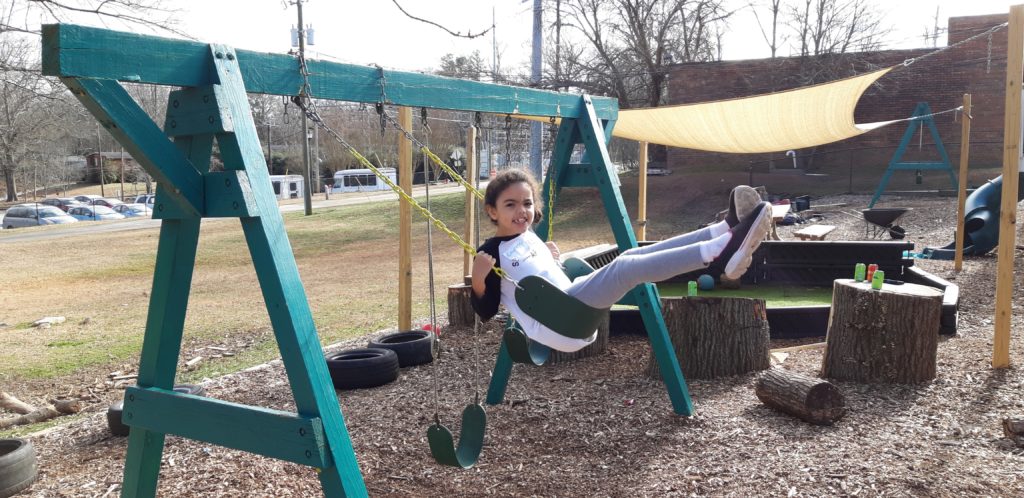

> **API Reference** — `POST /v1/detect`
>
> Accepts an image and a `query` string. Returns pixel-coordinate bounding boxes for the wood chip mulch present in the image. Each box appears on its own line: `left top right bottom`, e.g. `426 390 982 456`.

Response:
17 194 1024 497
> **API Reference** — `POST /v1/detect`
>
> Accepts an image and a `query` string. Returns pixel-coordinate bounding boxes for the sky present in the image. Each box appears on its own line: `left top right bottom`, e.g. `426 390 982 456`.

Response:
173 0 1022 73
25 0 1024 73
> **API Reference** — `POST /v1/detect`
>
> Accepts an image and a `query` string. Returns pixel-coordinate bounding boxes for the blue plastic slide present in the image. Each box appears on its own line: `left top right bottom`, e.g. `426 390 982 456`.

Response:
923 172 1024 259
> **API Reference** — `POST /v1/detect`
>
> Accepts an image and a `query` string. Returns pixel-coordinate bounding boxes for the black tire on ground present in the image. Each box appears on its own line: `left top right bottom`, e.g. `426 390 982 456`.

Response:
106 401 130 437
325 348 400 390
368 330 435 367
173 384 207 397
0 438 38 498
889 225 906 239
107 384 206 436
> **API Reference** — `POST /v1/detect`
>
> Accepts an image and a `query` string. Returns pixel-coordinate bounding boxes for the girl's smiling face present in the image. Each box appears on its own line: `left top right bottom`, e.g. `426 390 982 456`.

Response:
487 181 536 236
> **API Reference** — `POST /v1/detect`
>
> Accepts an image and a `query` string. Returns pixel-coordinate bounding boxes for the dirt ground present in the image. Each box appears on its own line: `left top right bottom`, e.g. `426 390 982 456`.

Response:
12 192 1024 497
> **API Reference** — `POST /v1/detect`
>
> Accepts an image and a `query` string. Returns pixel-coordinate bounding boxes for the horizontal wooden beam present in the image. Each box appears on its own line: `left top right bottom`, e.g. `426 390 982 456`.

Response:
123 387 328 468
42 23 618 119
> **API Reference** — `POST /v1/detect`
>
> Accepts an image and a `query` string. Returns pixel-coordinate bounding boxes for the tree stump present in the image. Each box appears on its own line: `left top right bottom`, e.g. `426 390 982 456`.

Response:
646 296 770 379
821 279 942 383
755 368 846 425
549 310 610 364
447 278 475 328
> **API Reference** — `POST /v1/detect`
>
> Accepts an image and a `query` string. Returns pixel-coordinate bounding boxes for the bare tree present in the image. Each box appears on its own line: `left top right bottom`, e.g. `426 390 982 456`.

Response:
1 0 180 37
750 0 785 58
0 36 68 201
547 0 731 109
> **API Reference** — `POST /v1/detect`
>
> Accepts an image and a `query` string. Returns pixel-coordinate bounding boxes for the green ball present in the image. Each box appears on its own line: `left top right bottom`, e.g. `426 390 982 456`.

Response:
697 274 715 291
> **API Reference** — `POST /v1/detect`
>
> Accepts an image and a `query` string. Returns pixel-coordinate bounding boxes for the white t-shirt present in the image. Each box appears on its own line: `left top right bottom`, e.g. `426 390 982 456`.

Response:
495 231 597 352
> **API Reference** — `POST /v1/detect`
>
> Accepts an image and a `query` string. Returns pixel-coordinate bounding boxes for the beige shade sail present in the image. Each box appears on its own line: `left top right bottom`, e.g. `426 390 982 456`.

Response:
523 67 895 154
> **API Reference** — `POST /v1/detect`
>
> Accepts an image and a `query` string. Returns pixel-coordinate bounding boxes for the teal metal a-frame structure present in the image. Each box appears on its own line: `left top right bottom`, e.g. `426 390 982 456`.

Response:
42 24 692 497
869 102 958 207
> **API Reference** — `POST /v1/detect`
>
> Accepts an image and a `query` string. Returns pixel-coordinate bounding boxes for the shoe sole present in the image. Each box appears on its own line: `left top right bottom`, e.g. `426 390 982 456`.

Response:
723 204 772 280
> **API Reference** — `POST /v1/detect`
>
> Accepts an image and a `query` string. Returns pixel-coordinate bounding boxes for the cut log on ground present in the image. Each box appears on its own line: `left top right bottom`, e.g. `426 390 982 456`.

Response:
0 397 82 429
755 368 846 425
821 279 942 383
447 282 476 328
0 392 36 415
549 310 610 364
646 296 770 379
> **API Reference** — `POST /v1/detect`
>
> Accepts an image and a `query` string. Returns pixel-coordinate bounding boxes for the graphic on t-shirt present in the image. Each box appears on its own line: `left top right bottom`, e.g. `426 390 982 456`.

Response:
502 237 537 268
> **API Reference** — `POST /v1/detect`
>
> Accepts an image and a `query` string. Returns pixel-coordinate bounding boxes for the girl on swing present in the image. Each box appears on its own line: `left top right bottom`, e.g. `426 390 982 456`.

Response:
471 168 772 353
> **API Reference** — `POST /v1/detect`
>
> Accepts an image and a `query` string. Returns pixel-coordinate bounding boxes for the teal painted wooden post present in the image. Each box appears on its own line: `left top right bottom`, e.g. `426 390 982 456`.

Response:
60 48 367 497
122 217 203 496
485 342 516 405
869 102 958 207
209 44 366 497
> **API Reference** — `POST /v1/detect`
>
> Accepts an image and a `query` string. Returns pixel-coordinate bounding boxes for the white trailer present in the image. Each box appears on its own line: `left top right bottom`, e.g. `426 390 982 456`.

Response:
269 174 304 200
332 168 396 193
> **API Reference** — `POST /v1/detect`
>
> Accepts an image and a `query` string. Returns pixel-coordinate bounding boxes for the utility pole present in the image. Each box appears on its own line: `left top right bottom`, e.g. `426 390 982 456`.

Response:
120 147 125 200
314 125 321 195
266 121 273 172
96 125 105 197
529 0 543 179
293 0 313 215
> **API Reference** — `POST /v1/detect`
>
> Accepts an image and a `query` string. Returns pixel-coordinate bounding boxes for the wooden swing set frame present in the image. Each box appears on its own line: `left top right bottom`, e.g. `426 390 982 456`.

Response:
42 23 693 497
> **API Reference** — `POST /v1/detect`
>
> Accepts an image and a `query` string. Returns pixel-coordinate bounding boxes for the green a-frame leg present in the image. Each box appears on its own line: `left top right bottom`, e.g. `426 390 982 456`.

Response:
485 96 695 416
868 102 958 207
55 46 367 497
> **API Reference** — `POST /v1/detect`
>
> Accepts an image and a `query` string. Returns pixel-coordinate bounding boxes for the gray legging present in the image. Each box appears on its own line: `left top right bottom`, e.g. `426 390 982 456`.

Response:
564 224 717 309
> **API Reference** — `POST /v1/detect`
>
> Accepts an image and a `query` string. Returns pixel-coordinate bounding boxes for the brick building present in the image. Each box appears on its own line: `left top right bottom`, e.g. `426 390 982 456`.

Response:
664 13 1009 194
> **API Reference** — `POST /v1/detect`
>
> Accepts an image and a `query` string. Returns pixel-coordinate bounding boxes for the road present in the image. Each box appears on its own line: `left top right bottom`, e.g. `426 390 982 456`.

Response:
0 182 479 245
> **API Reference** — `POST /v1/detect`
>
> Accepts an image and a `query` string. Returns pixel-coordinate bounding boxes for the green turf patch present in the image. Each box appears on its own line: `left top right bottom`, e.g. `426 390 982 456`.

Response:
658 283 833 307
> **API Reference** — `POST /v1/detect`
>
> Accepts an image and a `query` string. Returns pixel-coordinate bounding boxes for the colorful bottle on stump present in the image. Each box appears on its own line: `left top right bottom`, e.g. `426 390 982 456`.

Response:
854 263 866 281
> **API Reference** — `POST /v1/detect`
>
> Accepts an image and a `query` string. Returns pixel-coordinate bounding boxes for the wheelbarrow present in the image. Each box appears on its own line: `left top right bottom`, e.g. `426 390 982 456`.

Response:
860 208 911 239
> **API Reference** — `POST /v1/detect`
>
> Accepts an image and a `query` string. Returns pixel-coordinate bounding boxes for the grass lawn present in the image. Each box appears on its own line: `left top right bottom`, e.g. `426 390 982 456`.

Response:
0 189 618 390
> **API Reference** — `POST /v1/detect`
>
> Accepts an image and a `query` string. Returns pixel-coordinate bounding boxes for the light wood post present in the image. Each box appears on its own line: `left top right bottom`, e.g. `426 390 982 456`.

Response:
463 125 478 277
954 94 972 272
993 5 1024 369
398 107 413 331
638 141 649 241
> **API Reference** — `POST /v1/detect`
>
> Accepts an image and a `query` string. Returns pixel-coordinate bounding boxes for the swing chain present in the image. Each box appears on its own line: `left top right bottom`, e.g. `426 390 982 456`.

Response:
293 96 516 284
504 114 513 170
378 108 484 201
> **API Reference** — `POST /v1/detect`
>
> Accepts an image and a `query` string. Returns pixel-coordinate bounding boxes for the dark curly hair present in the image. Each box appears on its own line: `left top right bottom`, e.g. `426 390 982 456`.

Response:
483 168 544 226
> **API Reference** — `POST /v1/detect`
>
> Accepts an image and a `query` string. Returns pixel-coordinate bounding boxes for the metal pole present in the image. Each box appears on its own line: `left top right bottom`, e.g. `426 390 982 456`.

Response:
297 0 313 216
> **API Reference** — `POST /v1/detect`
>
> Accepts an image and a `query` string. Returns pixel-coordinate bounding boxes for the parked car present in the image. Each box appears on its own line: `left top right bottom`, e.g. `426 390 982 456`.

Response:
113 203 152 218
2 204 79 229
39 197 86 212
93 198 125 208
73 194 104 204
67 205 126 221
133 194 157 206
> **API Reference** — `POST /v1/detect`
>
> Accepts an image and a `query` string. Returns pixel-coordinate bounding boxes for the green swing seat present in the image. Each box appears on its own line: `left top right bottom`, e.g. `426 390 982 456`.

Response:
502 257 607 365
427 258 605 468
